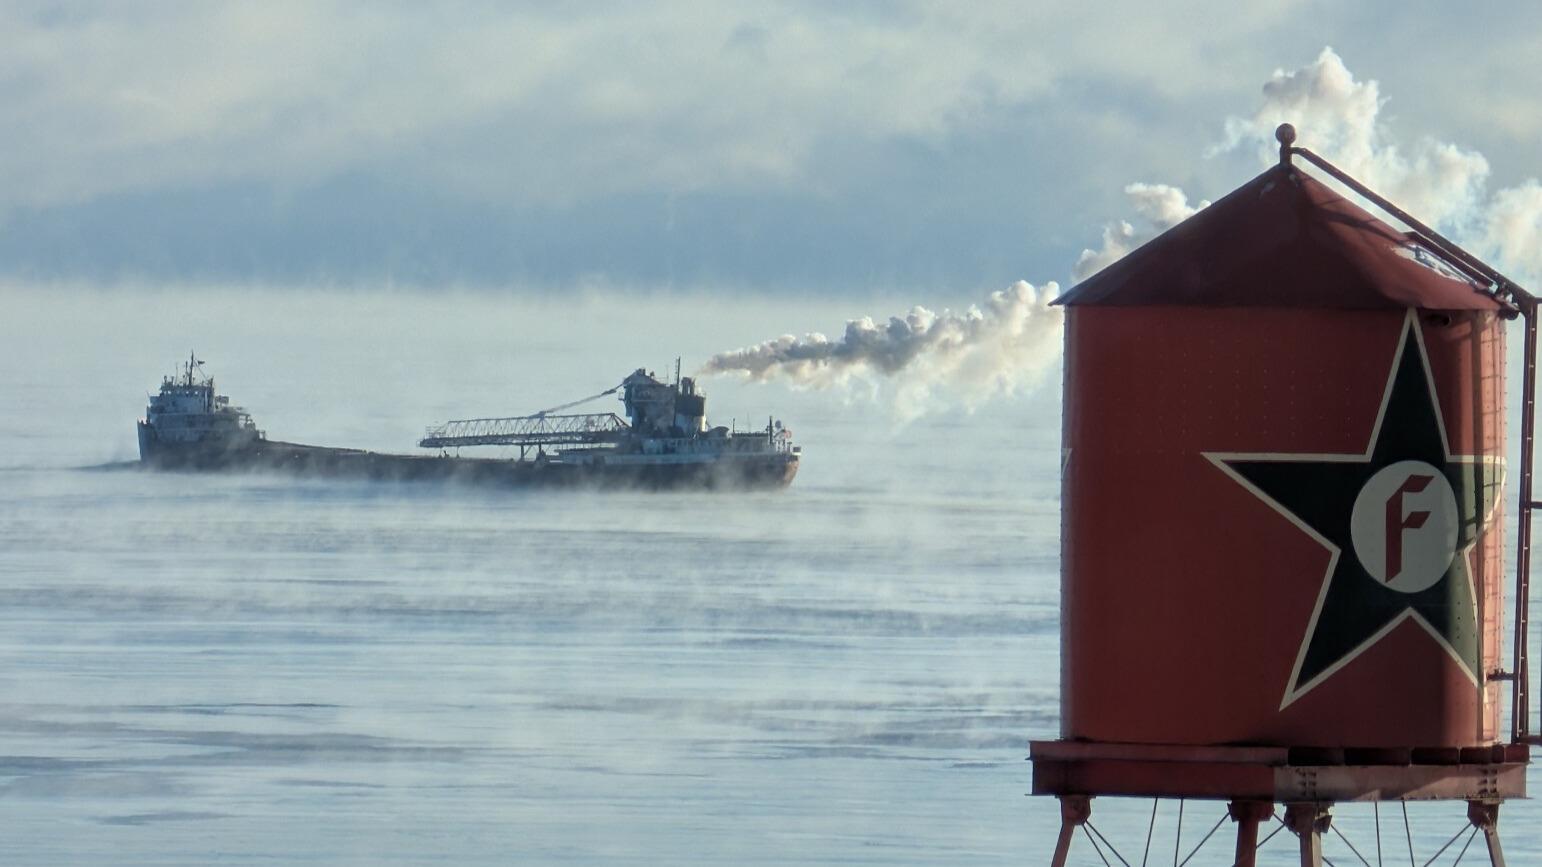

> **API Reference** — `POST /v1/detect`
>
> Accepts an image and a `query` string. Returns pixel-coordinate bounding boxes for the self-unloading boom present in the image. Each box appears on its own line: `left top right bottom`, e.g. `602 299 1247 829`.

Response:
415 367 799 476
418 412 628 450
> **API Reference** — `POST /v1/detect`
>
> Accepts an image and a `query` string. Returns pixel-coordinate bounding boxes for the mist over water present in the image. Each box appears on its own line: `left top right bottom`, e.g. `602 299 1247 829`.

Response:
4 285 1539 865
1 284 1072 864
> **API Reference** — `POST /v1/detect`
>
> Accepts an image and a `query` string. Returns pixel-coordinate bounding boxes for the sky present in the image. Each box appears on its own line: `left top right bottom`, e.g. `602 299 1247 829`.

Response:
1 1 1539 294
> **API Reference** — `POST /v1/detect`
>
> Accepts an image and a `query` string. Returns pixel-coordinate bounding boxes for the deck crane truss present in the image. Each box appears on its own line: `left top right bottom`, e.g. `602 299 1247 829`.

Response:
418 412 628 450
416 369 795 475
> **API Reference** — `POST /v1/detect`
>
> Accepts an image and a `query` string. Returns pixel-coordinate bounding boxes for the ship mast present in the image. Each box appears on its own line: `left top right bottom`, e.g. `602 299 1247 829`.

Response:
182 350 204 386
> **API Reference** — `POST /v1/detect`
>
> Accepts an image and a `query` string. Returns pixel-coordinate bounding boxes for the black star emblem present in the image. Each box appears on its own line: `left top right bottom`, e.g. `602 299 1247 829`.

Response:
1207 313 1502 708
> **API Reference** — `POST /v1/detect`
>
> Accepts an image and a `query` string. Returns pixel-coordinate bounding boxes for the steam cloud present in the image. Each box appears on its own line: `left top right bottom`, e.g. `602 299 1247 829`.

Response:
1073 183 1209 282
1080 47 1542 286
701 280 1063 419
707 48 1541 417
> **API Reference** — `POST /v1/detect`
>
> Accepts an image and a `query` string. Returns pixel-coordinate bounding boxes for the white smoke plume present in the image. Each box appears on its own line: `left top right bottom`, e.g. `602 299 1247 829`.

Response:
1072 183 1209 281
1219 47 1492 243
706 48 1542 418
1224 47 1541 286
1486 182 1542 277
1080 47 1542 287
700 280 1063 419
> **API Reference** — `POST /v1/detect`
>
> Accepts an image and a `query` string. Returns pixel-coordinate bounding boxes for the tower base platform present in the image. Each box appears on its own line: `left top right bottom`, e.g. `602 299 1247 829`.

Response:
1031 739 1528 801
1031 740 1529 866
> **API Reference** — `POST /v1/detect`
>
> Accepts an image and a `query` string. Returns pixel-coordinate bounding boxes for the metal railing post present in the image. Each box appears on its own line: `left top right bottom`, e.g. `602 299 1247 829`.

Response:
1514 300 1537 742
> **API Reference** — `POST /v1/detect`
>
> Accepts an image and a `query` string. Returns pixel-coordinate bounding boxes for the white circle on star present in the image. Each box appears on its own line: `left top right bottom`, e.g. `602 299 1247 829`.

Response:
1349 460 1458 593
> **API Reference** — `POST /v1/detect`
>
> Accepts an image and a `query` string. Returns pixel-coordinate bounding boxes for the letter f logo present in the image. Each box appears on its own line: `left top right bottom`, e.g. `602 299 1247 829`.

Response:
1385 474 1433 582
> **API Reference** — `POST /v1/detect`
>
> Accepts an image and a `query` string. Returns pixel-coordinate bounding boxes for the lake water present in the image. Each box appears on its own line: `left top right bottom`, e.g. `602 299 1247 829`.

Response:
0 286 1537 864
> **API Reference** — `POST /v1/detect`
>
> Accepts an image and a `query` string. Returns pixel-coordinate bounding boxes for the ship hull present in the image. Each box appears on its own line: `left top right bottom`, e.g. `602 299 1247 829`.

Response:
137 422 797 491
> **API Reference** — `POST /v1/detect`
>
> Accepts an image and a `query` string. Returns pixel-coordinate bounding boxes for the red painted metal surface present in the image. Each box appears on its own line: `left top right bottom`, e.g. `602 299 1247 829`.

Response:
1054 163 1504 311
1029 740 1528 802
1061 306 1506 747
1037 128 1531 867
1057 165 1510 750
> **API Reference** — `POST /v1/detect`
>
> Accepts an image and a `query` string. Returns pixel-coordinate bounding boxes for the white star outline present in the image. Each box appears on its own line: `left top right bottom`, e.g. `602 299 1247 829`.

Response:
1203 310 1505 710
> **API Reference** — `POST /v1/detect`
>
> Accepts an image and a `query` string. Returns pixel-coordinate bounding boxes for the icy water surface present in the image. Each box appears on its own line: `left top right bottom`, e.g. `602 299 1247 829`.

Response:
0 461 1061 864
2 287 1539 864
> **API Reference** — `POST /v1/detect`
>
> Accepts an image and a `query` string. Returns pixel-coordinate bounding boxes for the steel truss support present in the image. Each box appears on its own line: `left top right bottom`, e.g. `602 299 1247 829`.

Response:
1049 795 1090 867
1283 803 1332 867
1228 800 1273 867
1468 800 1508 867
1041 798 1513 866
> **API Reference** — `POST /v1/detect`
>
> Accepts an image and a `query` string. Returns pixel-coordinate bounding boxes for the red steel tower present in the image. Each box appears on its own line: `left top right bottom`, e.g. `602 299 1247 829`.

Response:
1031 125 1536 866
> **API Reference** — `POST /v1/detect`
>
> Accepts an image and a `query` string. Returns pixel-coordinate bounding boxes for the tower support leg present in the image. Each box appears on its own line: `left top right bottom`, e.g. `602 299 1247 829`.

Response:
1228 800 1273 867
1284 802 1332 867
1050 795 1091 867
1467 800 1507 867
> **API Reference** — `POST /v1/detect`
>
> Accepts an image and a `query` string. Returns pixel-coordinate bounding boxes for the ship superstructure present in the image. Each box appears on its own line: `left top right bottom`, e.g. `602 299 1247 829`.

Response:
418 367 800 481
137 352 264 464
136 356 798 490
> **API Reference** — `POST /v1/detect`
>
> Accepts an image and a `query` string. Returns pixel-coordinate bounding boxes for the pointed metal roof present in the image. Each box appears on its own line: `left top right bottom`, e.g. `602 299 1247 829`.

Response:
1054 162 1501 310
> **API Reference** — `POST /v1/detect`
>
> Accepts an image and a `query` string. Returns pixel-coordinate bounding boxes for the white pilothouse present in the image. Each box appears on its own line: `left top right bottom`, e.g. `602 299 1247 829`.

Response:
137 352 264 462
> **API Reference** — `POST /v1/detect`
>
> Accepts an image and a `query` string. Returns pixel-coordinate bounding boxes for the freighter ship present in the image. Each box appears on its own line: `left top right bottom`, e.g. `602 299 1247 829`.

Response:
137 353 800 490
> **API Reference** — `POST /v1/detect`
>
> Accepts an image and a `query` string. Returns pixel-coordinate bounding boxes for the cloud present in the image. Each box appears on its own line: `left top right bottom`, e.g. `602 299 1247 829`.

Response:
698 44 1542 418
0 3 1061 213
1076 47 1542 288
1220 47 1539 285
3 6 1539 290
1482 181 1542 281
0 3 1440 218
1219 47 1491 234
